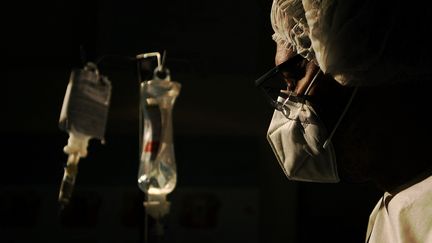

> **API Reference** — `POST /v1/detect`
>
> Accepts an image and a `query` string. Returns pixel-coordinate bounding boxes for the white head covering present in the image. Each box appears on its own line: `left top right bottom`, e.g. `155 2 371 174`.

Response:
271 0 315 61
271 0 432 86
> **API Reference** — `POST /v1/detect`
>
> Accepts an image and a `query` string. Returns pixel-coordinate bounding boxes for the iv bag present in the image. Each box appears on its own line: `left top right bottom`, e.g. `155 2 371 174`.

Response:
137 53 181 201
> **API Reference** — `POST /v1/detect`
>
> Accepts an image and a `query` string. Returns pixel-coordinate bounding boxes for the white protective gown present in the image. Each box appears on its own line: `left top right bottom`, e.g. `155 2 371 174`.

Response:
366 175 432 243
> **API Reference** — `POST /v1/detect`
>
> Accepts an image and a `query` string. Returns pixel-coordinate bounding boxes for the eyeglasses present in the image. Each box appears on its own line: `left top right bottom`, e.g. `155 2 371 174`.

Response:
255 54 359 143
254 54 307 110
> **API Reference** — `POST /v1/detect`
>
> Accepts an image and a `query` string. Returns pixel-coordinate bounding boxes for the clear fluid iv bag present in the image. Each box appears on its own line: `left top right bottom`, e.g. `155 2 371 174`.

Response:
137 52 181 210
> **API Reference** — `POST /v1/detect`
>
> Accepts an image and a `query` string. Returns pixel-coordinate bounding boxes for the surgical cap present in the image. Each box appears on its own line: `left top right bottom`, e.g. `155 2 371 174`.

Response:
271 0 432 86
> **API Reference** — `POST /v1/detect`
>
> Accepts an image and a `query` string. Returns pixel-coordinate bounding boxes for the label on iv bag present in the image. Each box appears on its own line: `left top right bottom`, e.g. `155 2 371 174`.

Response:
59 66 112 140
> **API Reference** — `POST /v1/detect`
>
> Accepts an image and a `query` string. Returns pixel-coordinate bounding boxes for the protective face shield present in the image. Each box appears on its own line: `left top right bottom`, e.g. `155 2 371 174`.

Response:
266 0 432 184
256 61 357 183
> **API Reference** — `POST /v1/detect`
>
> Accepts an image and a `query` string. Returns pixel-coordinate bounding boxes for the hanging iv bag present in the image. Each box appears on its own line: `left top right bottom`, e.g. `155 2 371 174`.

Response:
137 53 181 212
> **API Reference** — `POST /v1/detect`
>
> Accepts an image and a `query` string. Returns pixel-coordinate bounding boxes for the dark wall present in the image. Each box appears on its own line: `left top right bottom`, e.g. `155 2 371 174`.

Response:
3 1 381 243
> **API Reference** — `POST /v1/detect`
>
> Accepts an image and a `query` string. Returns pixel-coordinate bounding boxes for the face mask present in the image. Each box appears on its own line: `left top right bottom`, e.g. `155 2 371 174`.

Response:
267 96 339 183
266 73 358 183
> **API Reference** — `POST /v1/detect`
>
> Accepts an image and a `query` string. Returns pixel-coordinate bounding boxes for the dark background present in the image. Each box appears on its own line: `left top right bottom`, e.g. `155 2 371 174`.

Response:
3 1 382 242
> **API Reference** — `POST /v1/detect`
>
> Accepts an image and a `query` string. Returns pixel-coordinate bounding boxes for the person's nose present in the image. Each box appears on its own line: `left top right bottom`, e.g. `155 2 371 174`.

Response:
275 44 320 95
294 61 320 95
